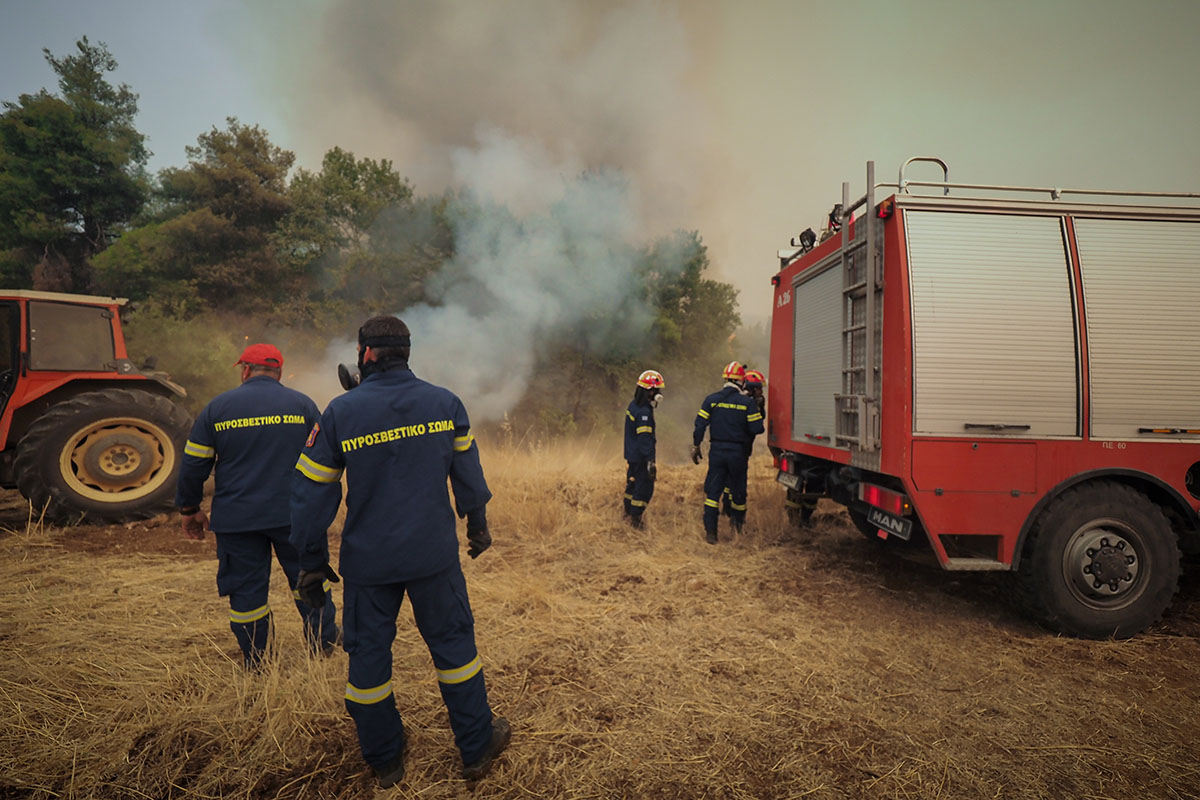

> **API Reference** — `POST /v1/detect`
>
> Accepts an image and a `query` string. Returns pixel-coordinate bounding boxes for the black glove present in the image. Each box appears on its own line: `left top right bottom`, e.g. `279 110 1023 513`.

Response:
690 445 703 465
296 563 339 608
466 507 491 559
647 461 657 481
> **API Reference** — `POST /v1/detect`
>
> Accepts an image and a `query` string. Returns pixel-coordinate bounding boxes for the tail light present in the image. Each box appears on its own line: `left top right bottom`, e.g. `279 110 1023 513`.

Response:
859 483 911 516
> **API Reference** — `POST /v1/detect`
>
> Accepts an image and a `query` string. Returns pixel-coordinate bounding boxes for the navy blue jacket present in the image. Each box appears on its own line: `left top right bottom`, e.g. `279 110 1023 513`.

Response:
624 400 656 463
176 376 320 533
693 384 764 450
289 367 492 585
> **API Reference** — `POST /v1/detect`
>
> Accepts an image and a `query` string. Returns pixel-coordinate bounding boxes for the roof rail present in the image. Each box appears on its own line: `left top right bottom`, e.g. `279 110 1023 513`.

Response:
891 156 1199 202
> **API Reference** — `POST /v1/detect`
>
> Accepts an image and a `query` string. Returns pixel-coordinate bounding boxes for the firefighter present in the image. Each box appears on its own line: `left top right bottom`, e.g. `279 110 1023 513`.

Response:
691 361 764 544
721 369 766 519
624 369 664 529
289 315 509 787
743 369 766 416
176 343 338 670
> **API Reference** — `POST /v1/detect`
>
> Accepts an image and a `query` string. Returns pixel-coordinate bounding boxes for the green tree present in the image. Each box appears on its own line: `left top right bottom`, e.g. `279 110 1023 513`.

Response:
0 37 148 290
274 146 437 322
94 118 296 315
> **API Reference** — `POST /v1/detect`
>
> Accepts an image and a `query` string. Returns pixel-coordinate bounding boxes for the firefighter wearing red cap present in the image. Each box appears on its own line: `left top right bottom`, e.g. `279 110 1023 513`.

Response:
624 370 664 529
691 361 764 544
175 343 338 669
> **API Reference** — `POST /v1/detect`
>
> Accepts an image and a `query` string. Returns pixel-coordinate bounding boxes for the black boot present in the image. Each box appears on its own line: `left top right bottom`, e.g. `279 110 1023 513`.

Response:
374 738 407 788
463 717 512 780
705 529 718 545
630 512 644 530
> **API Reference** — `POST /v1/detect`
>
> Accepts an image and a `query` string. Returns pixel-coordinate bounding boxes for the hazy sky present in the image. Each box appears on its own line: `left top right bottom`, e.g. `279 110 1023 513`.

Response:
2 0 1198 324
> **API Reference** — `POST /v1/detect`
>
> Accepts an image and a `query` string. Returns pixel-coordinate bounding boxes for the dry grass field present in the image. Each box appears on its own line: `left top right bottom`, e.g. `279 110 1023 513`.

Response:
2 442 1198 799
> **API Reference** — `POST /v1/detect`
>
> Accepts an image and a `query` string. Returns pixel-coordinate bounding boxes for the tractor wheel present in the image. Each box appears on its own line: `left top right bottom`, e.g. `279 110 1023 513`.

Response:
14 388 191 523
1014 481 1180 639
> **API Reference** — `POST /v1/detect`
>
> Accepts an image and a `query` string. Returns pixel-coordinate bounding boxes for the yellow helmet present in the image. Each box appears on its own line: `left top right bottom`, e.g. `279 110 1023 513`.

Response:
722 361 746 381
637 369 665 390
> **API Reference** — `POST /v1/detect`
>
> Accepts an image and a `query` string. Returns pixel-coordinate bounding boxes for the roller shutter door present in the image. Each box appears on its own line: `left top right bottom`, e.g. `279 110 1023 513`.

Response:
792 264 844 446
1075 218 1200 440
906 211 1078 437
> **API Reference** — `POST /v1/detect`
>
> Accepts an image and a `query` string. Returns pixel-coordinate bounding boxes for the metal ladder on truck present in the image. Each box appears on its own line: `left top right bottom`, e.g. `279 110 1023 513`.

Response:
833 157 948 467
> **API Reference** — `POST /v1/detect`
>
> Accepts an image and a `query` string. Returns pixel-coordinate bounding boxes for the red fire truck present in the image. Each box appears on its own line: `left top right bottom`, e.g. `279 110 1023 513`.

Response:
768 158 1200 639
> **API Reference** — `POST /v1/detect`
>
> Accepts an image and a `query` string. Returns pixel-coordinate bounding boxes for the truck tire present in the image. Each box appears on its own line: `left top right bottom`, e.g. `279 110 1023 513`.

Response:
848 506 880 540
13 388 191 523
1014 481 1180 639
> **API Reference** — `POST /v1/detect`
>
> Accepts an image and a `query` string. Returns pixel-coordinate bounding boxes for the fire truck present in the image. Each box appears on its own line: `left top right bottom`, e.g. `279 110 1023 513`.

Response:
768 158 1200 639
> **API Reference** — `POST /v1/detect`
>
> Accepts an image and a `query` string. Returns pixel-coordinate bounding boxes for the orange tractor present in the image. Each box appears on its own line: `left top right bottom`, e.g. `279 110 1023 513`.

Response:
0 290 191 522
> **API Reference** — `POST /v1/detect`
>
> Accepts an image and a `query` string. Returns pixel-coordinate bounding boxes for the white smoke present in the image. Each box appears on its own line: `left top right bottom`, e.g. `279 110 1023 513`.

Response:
269 0 712 419
305 125 673 421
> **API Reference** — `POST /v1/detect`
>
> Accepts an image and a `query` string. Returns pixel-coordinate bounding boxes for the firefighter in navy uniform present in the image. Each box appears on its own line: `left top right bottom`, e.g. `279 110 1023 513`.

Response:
691 361 764 544
176 343 337 669
721 369 766 519
290 315 509 788
623 370 664 529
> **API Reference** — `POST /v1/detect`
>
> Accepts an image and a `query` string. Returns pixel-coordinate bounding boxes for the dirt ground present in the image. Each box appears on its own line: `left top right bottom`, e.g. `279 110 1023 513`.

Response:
1 449 1198 799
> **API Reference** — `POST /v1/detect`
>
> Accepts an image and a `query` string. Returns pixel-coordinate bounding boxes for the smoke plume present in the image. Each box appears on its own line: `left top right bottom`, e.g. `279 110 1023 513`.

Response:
273 1 712 420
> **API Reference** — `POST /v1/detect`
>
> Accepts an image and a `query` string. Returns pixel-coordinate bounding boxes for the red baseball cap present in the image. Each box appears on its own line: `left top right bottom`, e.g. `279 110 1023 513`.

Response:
236 343 283 368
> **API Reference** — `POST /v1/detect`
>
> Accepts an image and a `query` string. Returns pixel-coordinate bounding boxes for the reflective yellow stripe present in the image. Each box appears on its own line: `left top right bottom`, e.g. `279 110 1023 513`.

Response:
296 453 342 483
626 410 635 421
229 604 270 624
623 493 633 500
630 499 647 507
453 433 475 453
731 502 746 511
635 426 652 434
184 440 215 459
436 655 482 685
704 499 719 508
291 580 332 601
697 409 710 419
747 413 763 422
345 681 393 704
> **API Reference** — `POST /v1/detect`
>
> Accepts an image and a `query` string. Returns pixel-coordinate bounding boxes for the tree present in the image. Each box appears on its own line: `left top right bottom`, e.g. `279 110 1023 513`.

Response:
0 37 147 290
94 119 296 315
274 147 434 321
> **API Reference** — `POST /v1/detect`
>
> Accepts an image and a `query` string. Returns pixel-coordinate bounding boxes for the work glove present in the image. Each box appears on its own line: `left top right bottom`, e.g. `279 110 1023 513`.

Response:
466 508 491 559
690 445 703 465
647 461 657 481
296 563 339 608
180 509 208 541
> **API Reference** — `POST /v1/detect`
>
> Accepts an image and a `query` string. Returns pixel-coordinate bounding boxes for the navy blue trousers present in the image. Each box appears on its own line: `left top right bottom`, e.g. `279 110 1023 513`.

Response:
703 445 748 533
624 460 654 517
342 560 493 769
215 526 338 668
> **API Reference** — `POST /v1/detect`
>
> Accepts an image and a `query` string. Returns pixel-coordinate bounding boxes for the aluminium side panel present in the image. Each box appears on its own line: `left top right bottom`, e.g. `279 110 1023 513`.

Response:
1074 218 1200 440
905 211 1078 437
792 262 845 447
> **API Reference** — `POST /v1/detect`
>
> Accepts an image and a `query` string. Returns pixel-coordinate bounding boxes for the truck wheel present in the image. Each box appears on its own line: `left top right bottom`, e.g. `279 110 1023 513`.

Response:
1014 481 1180 639
14 388 191 523
848 507 880 540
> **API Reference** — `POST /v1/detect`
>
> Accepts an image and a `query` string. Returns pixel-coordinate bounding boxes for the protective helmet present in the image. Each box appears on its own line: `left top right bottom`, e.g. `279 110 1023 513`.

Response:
722 361 746 382
744 369 765 387
637 369 665 390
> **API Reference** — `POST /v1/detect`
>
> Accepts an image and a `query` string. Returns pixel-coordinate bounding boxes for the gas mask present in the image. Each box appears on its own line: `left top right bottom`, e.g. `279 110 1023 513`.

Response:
337 362 361 391
335 330 412 391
